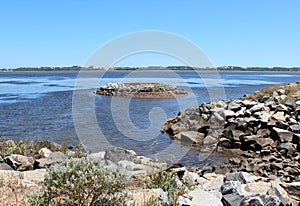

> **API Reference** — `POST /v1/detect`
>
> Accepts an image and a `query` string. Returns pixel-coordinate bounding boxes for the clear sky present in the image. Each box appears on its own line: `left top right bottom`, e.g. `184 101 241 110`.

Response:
0 1 299 68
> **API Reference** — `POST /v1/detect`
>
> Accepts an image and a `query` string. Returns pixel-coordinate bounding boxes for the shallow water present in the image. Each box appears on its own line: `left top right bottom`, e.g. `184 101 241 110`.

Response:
0 70 299 166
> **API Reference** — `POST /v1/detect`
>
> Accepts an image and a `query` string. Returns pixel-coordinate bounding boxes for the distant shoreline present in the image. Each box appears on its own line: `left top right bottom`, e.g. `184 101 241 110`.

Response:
1 66 300 72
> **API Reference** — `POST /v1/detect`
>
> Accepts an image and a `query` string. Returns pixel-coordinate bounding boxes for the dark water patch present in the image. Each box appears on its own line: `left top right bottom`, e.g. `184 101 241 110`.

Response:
0 80 43 85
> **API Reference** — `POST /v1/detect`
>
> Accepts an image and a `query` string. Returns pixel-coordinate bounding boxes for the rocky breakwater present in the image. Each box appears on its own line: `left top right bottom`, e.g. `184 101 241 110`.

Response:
94 82 188 98
162 82 300 203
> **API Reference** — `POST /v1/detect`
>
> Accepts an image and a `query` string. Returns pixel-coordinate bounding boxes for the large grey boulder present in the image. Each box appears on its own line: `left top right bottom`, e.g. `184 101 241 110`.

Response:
104 147 139 164
225 172 253 184
35 151 68 168
175 131 204 145
104 147 167 176
4 154 35 171
179 187 223 206
221 181 242 195
38 147 52 158
222 193 244 206
271 127 294 142
203 175 224 191
182 171 207 187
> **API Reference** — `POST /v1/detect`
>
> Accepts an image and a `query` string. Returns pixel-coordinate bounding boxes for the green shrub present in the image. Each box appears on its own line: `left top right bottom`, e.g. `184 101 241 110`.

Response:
148 170 186 205
27 158 128 206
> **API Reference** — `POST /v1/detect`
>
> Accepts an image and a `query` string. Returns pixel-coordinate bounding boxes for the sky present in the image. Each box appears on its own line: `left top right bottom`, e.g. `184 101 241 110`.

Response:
0 1 299 68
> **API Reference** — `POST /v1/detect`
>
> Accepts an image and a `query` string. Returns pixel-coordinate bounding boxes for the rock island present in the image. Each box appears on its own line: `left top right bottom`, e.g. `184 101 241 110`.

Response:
94 82 188 98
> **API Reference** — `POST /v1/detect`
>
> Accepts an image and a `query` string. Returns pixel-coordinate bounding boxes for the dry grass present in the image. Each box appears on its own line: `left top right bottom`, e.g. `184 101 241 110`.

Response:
0 173 41 206
246 82 300 102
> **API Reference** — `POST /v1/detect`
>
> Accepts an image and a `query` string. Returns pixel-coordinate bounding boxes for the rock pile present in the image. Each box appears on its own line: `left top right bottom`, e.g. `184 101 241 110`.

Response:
161 82 300 201
94 82 188 98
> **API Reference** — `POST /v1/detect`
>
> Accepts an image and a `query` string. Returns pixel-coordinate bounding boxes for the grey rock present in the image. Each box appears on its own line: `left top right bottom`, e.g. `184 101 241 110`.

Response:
241 100 258 108
278 142 295 150
203 175 224 191
87 151 106 160
268 181 291 206
0 162 13 170
213 112 225 122
249 103 265 113
257 138 274 148
289 124 300 133
152 188 169 203
188 187 223 206
280 181 300 197
208 189 223 200
226 172 253 184
4 154 35 171
235 107 246 117
271 127 294 142
277 89 285 95
228 101 241 111
182 171 207 187
35 152 68 168
272 111 286 121
175 131 204 145
223 110 236 118
104 147 139 164
38 147 52 158
284 99 296 109
222 193 244 206
254 111 271 123
221 181 242 195
240 194 283 206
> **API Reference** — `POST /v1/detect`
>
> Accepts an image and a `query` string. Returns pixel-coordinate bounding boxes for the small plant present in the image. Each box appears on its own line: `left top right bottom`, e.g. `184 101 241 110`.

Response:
148 170 186 205
27 157 129 205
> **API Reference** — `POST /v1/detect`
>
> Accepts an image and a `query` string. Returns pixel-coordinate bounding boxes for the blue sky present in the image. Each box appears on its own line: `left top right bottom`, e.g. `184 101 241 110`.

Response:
0 1 299 68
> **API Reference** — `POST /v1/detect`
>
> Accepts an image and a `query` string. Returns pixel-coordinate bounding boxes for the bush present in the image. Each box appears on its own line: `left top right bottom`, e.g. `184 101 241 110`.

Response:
27 158 128 205
148 170 186 205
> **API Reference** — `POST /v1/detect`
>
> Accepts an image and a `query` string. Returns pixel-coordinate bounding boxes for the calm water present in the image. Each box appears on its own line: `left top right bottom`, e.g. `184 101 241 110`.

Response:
0 70 299 166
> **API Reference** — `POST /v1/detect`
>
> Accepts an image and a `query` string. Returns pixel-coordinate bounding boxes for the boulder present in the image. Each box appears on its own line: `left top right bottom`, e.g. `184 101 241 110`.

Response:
272 111 286 121
271 127 294 142
249 103 265 113
268 180 292 206
35 152 68 168
226 172 253 184
175 131 204 145
228 101 241 111
104 147 139 164
221 181 242 195
87 151 106 160
223 110 236 118
182 171 207 187
185 187 223 206
240 194 283 206
38 147 52 158
203 175 224 191
4 154 35 171
222 193 244 206
289 124 300 133
241 181 271 196
284 99 296 109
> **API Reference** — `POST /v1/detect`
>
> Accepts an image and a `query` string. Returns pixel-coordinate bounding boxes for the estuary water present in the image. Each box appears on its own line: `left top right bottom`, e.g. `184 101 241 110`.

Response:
0 70 299 166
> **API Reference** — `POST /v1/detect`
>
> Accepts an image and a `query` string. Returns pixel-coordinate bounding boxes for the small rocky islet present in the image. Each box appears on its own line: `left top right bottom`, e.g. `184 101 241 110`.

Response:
1 82 300 205
94 82 188 98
